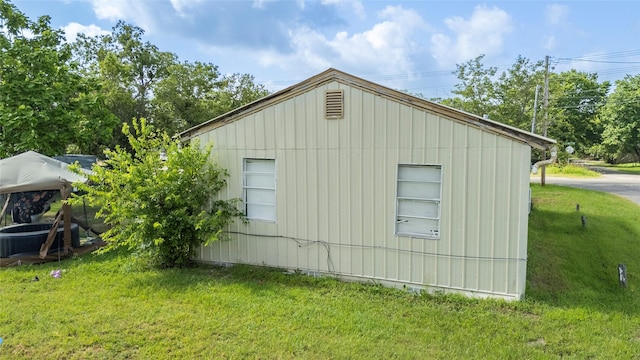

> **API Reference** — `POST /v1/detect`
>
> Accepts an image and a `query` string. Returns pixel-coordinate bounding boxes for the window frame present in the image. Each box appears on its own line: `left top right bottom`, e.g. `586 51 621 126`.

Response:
242 158 276 222
394 164 442 239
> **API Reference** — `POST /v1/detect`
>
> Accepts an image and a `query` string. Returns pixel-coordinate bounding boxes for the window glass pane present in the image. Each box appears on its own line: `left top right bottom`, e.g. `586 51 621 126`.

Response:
396 217 439 237
397 199 439 218
247 204 276 220
398 165 441 182
246 188 276 205
246 173 275 188
245 159 275 173
397 181 440 199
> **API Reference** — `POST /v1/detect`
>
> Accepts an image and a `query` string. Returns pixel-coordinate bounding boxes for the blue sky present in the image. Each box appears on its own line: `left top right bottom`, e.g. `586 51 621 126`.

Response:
13 0 640 97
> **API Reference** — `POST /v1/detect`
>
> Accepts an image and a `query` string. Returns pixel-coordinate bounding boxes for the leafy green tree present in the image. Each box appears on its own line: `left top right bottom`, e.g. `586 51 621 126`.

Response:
600 74 640 162
440 55 498 118
73 22 270 144
492 56 545 129
152 66 269 136
216 73 270 115
0 0 117 157
441 55 612 159
73 21 177 150
151 61 224 136
547 70 610 156
442 55 545 130
71 119 243 267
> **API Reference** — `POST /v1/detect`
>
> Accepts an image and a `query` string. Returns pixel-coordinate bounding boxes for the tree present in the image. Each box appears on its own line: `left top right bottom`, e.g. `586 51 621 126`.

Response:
215 73 270 115
73 21 177 150
442 55 545 130
547 70 610 156
152 66 269 136
492 56 544 129
73 22 270 145
441 55 612 158
71 119 244 267
600 74 640 162
0 0 118 157
151 61 224 136
440 55 498 118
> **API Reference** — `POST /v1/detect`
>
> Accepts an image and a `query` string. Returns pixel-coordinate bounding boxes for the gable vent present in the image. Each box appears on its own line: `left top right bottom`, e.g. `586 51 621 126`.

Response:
325 90 344 119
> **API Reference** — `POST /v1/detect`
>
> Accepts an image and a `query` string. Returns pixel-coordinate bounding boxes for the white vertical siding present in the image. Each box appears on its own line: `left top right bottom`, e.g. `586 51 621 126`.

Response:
194 80 532 300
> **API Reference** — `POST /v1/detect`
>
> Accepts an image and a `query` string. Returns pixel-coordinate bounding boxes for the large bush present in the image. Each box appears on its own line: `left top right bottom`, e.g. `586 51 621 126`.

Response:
71 119 242 267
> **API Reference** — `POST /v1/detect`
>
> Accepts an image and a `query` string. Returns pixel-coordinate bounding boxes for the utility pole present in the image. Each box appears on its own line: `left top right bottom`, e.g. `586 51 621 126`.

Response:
541 55 550 186
531 85 541 133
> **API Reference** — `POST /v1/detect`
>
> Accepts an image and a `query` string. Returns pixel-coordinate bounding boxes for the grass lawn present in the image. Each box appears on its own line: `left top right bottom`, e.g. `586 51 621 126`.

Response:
597 162 640 175
530 164 601 178
1 185 640 358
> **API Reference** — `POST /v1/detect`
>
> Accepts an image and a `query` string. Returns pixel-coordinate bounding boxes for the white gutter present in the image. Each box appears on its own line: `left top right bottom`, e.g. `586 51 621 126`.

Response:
531 146 558 174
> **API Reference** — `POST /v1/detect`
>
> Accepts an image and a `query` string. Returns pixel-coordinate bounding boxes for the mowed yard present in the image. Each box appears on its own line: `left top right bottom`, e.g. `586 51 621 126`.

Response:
1 184 639 359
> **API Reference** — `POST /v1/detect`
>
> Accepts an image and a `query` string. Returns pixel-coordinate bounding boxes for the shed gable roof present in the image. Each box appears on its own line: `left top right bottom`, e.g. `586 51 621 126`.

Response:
179 68 555 150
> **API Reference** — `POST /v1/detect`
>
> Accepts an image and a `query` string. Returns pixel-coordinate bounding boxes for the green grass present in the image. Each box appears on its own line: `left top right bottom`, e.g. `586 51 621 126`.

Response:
597 162 640 175
531 164 601 178
1 185 640 358
528 185 640 308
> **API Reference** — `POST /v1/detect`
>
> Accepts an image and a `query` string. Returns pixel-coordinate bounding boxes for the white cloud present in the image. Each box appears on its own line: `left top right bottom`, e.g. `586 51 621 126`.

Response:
546 4 569 25
170 0 204 16
262 5 429 78
430 5 513 67
61 22 110 43
90 0 128 20
200 5 430 89
88 0 157 33
304 6 428 73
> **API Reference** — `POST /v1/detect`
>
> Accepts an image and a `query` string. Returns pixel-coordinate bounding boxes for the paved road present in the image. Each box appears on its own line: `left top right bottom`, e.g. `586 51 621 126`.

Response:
530 170 640 205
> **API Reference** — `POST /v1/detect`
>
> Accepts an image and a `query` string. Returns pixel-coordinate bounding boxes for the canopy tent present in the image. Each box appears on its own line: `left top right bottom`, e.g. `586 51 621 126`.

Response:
0 151 90 194
0 151 92 258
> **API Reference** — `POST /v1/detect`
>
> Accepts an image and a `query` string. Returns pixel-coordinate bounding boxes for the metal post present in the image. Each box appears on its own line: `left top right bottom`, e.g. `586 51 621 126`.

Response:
618 264 627 288
531 84 541 133
541 55 550 186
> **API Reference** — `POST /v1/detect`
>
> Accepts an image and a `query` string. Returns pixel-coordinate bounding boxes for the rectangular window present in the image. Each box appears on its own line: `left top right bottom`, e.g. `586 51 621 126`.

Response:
243 158 276 221
395 164 442 238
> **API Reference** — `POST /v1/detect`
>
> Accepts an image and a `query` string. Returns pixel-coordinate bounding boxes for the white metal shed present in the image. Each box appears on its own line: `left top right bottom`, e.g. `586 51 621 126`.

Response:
181 69 555 300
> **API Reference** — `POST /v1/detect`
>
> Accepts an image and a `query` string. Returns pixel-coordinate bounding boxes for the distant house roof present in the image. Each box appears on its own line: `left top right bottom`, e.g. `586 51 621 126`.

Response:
54 154 97 170
180 68 555 150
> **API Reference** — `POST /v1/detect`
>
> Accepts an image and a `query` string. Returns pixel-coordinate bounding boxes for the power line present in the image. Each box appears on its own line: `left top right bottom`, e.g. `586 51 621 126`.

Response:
558 58 640 65
259 50 640 92
556 50 640 61
550 99 640 110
